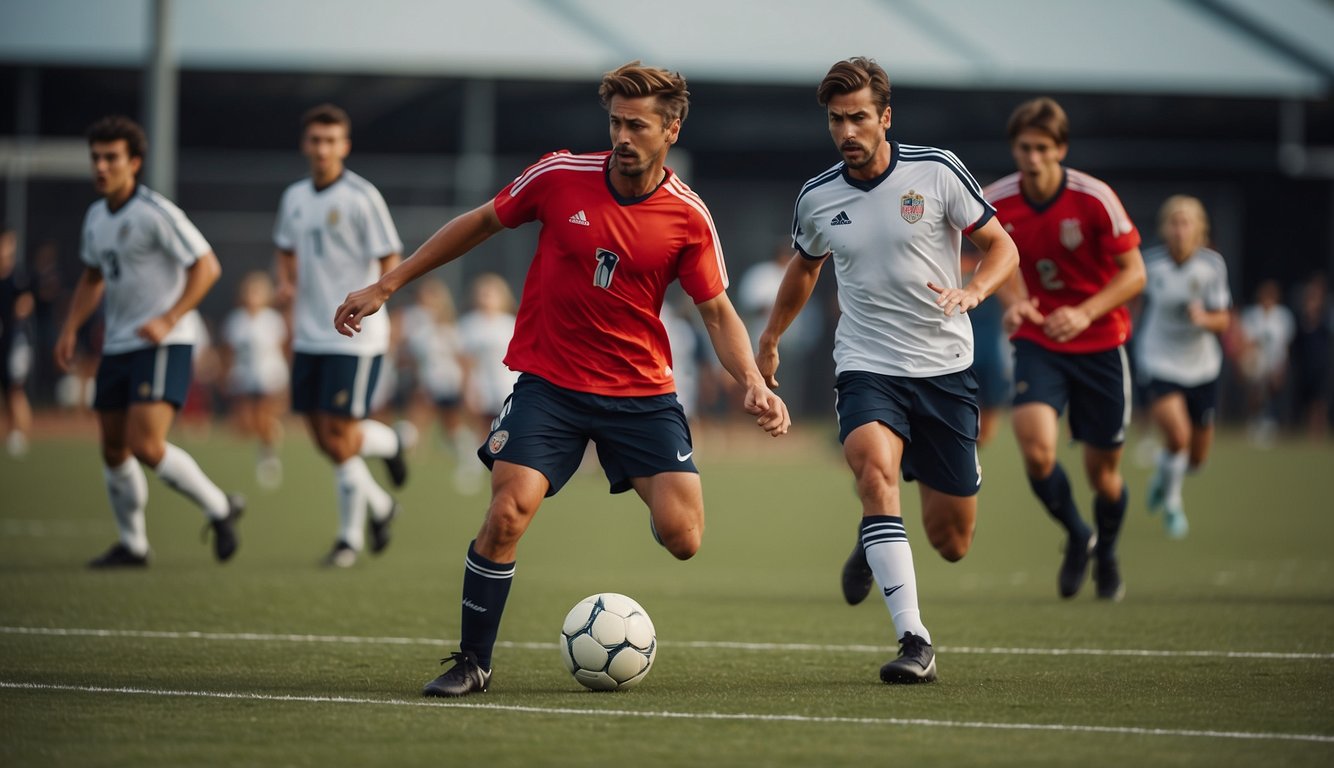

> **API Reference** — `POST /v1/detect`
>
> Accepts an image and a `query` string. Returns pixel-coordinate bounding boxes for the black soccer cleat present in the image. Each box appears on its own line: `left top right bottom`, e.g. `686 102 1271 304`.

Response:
422 651 491 697
384 432 409 489
880 632 937 684
1094 548 1126 602
88 543 148 569
1057 530 1097 598
841 539 874 605
368 501 398 555
205 494 245 563
322 540 357 568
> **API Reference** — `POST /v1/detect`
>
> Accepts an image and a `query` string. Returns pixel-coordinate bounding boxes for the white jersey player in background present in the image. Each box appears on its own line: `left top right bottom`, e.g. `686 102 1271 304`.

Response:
397 278 474 489
454 272 519 491
757 58 1017 684
222 270 289 489
275 104 407 567
55 115 243 567
1137 195 1232 540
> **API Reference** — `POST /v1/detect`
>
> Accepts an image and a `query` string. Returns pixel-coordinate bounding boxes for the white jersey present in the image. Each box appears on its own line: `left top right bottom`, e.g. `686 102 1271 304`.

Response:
274 170 402 355
792 142 994 377
1137 246 1231 386
79 186 211 355
400 304 465 400
223 307 289 395
1240 303 1296 379
458 310 519 416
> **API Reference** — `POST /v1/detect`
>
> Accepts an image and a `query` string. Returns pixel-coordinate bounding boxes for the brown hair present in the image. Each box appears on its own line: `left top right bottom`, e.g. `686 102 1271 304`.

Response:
302 103 351 137
1158 194 1210 243
817 57 891 113
1007 97 1069 145
86 115 148 160
598 61 690 125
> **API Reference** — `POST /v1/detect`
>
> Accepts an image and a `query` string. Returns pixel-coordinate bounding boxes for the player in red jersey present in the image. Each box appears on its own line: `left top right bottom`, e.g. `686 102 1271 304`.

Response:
985 97 1145 602
335 61 790 697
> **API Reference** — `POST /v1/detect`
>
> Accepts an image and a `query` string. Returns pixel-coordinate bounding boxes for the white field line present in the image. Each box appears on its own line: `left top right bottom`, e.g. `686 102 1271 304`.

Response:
1 680 1330 744
2 625 1332 661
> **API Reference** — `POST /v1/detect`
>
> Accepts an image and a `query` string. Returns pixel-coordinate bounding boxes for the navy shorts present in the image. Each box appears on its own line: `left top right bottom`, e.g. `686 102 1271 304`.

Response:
834 369 981 497
1145 377 1220 428
479 373 697 497
1012 339 1131 448
291 352 382 418
94 345 193 411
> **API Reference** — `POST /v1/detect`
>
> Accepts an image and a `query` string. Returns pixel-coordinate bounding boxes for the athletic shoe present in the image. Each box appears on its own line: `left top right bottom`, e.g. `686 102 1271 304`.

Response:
840 539 874 605
1145 463 1166 515
206 494 245 563
368 501 399 555
384 430 409 488
1058 530 1097 598
879 632 937 684
1093 549 1126 602
422 651 491 697
1163 502 1189 540
255 456 283 490
88 543 148 568
322 540 357 568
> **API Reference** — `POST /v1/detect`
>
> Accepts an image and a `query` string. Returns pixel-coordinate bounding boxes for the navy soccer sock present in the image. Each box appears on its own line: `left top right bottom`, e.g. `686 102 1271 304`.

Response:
458 540 515 671
1093 484 1129 557
1028 464 1091 540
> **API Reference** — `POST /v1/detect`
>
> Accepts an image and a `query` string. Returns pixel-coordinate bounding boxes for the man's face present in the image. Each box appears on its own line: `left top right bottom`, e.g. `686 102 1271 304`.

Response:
826 87 889 171
1010 129 1067 179
302 121 350 177
90 140 140 198
607 95 679 179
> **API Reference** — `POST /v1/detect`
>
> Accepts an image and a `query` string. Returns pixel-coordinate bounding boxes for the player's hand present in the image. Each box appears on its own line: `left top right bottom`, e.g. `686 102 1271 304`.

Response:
928 282 982 317
1042 305 1092 343
334 282 390 337
755 338 781 390
53 330 77 373
1002 297 1043 335
136 314 175 344
274 279 296 308
743 383 791 437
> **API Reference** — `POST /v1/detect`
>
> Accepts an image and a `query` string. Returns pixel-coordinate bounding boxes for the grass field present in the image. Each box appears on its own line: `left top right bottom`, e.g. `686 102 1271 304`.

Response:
1 416 1332 767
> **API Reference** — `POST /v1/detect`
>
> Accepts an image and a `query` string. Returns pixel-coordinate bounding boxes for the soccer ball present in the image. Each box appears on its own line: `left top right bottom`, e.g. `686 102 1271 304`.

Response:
558 593 656 691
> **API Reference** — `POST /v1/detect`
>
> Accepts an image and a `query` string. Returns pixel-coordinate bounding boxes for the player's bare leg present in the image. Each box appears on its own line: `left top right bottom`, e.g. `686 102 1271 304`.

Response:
918 486 976 563
1014 402 1095 598
310 412 395 563
632 472 703 560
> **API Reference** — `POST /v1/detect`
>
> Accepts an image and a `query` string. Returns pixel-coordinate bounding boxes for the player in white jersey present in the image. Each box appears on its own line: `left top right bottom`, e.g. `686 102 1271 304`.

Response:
454 273 520 490
275 104 408 567
54 115 243 567
222 271 289 489
1137 196 1232 539
757 58 1017 684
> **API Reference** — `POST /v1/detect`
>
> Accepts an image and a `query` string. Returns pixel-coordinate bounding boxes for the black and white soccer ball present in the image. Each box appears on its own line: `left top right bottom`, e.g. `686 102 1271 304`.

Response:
558 593 656 691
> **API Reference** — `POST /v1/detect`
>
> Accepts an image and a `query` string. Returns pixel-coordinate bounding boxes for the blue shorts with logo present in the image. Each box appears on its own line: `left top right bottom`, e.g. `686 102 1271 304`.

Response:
1145 376 1220 428
291 352 382 418
834 369 981 497
1012 339 1130 449
94 345 193 411
479 373 697 497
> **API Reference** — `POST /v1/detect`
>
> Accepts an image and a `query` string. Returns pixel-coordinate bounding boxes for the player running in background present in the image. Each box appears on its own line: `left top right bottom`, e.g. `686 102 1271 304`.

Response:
396 278 473 484
275 104 408 568
455 272 519 492
54 115 243 567
221 270 289 489
759 57 1018 684
1137 195 1231 540
1 225 34 457
335 61 790 698
986 97 1145 601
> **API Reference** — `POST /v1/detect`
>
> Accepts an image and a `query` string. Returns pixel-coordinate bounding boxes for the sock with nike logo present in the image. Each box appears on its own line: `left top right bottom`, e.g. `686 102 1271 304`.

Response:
861 515 930 643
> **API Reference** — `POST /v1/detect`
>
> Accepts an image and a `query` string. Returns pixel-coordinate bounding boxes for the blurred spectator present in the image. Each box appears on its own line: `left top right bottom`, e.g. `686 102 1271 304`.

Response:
1 226 34 456
1239 279 1295 446
660 293 702 421
1289 272 1332 439
221 271 289 489
456 272 519 491
737 241 822 413
397 278 475 486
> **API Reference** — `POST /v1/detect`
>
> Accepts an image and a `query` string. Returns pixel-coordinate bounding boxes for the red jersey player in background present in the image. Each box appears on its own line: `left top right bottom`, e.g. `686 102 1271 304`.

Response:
335 61 790 698
985 97 1145 602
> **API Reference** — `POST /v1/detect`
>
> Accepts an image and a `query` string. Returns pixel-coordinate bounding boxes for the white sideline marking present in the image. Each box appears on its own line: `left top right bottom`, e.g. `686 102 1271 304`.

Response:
2 680 1330 744
3 626 1332 661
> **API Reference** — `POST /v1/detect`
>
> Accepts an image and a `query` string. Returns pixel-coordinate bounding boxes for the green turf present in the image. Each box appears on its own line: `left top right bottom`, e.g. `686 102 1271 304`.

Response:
1 420 1332 767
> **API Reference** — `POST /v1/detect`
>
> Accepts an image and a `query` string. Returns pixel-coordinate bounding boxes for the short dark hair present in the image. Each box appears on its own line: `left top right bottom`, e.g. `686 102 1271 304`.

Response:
301 103 352 137
1007 97 1069 145
598 61 690 125
86 115 148 160
817 57 891 113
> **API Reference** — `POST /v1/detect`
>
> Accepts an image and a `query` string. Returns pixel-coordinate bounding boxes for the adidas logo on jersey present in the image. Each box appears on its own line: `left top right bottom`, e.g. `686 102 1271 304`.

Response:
830 210 852 226
568 210 590 226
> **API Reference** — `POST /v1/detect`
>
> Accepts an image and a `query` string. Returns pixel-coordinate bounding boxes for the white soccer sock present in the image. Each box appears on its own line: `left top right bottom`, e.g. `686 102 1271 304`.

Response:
451 425 478 461
153 443 228 520
861 516 931 644
1160 449 1189 508
359 420 399 459
103 457 149 556
335 458 369 551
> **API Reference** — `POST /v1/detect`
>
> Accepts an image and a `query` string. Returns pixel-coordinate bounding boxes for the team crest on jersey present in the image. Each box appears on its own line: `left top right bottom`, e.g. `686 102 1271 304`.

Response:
1060 218 1083 251
900 191 924 224
327 208 341 227
488 430 510 455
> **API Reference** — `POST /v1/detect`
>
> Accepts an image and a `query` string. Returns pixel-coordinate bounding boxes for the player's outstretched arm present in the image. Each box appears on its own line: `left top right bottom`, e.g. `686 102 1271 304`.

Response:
138 251 220 344
697 292 791 437
54 266 106 372
335 202 503 337
756 254 824 389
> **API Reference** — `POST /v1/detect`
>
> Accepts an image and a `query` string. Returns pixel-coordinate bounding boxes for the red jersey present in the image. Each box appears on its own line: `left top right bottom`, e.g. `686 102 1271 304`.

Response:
986 168 1141 353
492 151 728 396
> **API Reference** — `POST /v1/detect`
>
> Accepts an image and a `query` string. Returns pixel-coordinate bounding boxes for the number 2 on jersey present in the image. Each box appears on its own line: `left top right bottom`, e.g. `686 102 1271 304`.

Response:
1035 258 1065 291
